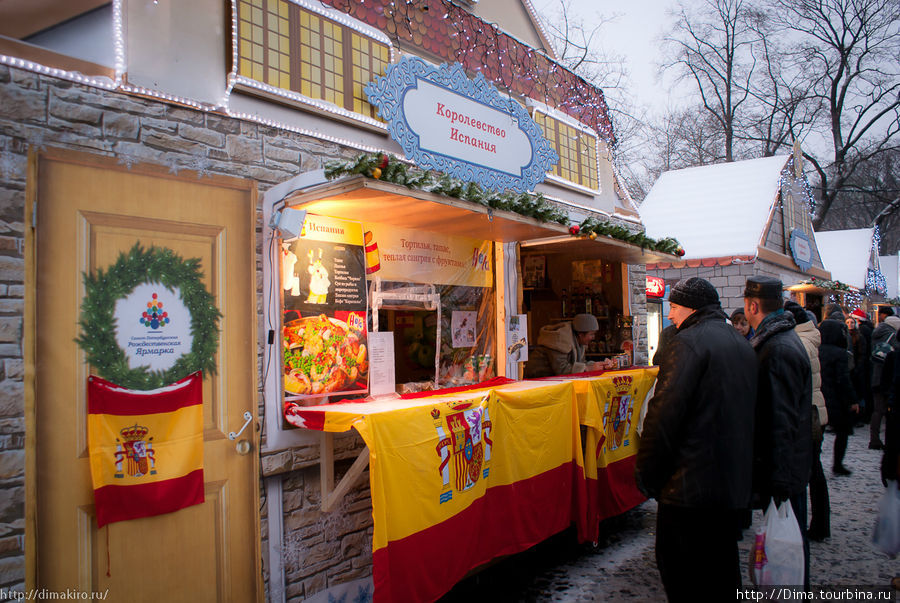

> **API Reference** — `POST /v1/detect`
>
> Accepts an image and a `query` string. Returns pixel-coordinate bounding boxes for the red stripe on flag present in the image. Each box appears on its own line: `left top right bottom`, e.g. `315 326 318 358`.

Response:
590 454 646 524
88 372 203 415
372 461 581 603
93 469 205 528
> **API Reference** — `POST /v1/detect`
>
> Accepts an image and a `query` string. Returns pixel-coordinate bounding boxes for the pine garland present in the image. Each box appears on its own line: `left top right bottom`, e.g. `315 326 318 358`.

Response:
325 153 682 255
574 217 684 255
799 277 856 292
76 243 222 390
324 153 569 225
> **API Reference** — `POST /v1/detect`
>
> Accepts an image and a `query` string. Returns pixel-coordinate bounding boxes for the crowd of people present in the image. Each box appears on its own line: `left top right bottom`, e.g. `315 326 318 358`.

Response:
635 275 900 601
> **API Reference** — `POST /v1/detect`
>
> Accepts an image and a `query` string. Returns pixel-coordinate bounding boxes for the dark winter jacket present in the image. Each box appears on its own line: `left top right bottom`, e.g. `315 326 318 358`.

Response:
749 310 812 506
882 349 899 484
871 318 900 390
819 318 858 433
851 319 873 405
635 304 757 508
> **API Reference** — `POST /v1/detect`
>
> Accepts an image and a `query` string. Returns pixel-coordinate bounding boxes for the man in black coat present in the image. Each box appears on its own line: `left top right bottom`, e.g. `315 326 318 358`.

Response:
744 275 813 586
636 277 757 600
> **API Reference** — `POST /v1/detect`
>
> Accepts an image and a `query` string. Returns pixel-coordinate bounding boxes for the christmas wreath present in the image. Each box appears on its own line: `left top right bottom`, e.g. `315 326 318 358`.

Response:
76 243 221 390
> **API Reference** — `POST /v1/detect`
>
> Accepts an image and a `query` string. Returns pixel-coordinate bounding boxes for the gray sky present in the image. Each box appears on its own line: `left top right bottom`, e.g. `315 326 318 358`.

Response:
531 0 690 114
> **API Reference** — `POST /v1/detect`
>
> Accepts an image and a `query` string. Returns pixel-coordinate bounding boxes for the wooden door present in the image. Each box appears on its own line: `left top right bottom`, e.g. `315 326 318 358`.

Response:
31 149 260 602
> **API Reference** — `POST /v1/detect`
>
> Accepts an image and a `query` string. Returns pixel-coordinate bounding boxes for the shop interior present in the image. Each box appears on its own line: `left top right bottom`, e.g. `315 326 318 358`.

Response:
521 246 633 362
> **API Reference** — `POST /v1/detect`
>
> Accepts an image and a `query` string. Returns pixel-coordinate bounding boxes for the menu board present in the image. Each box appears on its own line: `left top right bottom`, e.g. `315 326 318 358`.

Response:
282 215 368 402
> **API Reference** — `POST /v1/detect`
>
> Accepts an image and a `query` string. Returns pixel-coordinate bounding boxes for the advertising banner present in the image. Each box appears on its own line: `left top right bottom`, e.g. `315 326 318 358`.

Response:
363 221 493 288
282 215 368 401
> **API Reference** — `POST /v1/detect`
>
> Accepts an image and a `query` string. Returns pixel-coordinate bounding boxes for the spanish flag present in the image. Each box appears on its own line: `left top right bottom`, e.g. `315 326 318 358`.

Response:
87 372 204 528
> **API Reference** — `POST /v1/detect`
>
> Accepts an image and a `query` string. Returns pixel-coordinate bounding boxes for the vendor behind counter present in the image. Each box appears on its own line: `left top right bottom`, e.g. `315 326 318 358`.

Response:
524 313 600 377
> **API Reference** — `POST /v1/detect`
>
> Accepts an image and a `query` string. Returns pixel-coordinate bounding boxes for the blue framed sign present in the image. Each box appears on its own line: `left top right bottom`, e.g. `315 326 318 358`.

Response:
365 56 559 193
789 229 814 272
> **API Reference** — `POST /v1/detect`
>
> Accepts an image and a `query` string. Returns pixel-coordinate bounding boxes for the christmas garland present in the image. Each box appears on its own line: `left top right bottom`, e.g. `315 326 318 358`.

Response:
325 153 683 255
325 153 569 225
798 277 856 292
76 244 221 390
570 217 684 256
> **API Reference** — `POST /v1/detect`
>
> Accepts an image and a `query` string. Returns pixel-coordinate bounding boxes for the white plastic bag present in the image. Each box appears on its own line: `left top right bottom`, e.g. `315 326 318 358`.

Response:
873 481 900 557
750 499 805 586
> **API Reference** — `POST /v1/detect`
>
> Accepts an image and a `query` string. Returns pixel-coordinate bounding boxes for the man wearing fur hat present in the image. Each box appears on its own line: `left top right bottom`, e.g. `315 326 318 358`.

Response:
744 275 812 586
636 277 756 599
870 307 900 450
524 313 600 377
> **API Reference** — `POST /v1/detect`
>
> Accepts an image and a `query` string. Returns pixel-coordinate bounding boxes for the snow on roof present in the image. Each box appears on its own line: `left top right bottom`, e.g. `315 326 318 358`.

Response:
639 155 790 259
880 254 899 299
814 228 874 289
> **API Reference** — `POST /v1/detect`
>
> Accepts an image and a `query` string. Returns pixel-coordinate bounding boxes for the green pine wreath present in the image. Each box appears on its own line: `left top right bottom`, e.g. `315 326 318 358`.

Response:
76 243 222 390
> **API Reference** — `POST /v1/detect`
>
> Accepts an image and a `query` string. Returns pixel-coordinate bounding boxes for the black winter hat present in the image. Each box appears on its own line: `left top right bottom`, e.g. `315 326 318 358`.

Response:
784 300 809 325
668 277 719 309
744 275 783 299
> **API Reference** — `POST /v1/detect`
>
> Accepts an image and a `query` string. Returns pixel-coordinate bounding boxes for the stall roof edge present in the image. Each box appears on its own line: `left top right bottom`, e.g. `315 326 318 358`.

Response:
519 235 680 265
278 175 679 263
278 174 568 242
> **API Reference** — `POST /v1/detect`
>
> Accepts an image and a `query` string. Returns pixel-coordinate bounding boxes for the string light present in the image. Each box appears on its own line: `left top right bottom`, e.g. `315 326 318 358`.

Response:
0 55 116 89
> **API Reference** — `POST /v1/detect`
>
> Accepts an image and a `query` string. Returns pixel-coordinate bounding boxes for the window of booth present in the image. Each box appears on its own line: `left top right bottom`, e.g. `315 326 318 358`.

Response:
532 110 599 190
521 250 632 365
236 0 389 120
278 215 497 416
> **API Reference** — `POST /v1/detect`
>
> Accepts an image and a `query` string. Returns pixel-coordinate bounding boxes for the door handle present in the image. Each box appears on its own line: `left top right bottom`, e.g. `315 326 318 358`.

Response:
228 411 253 440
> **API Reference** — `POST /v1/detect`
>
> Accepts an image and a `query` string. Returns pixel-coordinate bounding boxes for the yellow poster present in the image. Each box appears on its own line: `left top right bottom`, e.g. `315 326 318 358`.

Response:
362 221 493 287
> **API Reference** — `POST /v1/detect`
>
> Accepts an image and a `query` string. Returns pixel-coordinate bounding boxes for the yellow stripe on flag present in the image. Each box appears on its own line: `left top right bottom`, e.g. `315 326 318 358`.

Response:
88 404 203 488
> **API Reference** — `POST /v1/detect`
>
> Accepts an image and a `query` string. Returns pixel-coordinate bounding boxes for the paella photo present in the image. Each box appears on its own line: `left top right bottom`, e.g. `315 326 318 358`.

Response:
282 314 368 397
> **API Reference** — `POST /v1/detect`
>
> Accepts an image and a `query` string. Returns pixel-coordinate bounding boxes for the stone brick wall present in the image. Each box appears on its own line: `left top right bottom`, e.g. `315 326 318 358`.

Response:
627 264 649 365
647 262 759 316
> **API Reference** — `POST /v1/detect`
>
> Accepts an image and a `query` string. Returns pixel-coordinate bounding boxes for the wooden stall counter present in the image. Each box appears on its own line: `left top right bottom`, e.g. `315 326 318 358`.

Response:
283 368 658 602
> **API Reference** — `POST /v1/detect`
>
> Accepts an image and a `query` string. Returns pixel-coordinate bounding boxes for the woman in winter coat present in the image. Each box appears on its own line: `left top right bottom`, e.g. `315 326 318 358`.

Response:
785 301 829 539
819 318 859 475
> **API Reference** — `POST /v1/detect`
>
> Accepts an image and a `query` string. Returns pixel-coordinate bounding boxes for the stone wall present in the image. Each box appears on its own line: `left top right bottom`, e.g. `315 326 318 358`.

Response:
647 262 758 316
627 264 649 365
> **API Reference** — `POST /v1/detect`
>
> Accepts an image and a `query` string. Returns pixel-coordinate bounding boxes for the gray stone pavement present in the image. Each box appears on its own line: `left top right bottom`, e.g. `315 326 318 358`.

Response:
442 427 899 601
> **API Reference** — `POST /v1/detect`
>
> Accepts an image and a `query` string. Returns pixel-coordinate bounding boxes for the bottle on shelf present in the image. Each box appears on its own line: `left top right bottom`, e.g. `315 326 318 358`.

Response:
560 288 568 318
584 286 593 315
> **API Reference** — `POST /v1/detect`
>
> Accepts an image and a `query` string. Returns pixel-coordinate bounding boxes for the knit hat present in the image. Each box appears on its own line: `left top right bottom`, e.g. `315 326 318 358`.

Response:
850 308 868 321
885 316 900 331
784 300 810 325
572 313 599 332
744 275 783 299
668 277 719 309
730 308 746 322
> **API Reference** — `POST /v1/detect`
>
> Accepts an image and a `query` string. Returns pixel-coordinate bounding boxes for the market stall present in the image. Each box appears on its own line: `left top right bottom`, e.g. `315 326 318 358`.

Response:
257 163 672 600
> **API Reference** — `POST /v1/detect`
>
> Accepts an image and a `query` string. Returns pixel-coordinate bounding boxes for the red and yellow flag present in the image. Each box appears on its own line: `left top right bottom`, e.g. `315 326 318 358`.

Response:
87 372 204 528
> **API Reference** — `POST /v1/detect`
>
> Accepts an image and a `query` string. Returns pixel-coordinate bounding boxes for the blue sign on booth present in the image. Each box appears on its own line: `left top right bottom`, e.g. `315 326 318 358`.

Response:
365 56 559 193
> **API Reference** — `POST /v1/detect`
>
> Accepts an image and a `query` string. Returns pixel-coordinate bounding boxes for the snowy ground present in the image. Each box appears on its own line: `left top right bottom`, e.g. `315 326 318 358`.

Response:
441 427 898 601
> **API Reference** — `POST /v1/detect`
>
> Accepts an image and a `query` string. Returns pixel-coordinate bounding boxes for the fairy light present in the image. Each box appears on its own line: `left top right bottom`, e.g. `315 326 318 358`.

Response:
113 0 125 86
232 75 389 131
0 55 116 89
224 107 385 154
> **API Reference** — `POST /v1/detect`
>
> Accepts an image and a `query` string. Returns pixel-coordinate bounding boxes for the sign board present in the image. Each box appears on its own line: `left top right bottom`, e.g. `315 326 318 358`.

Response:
789 228 813 272
646 275 665 299
114 282 194 371
282 215 369 401
365 56 559 193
